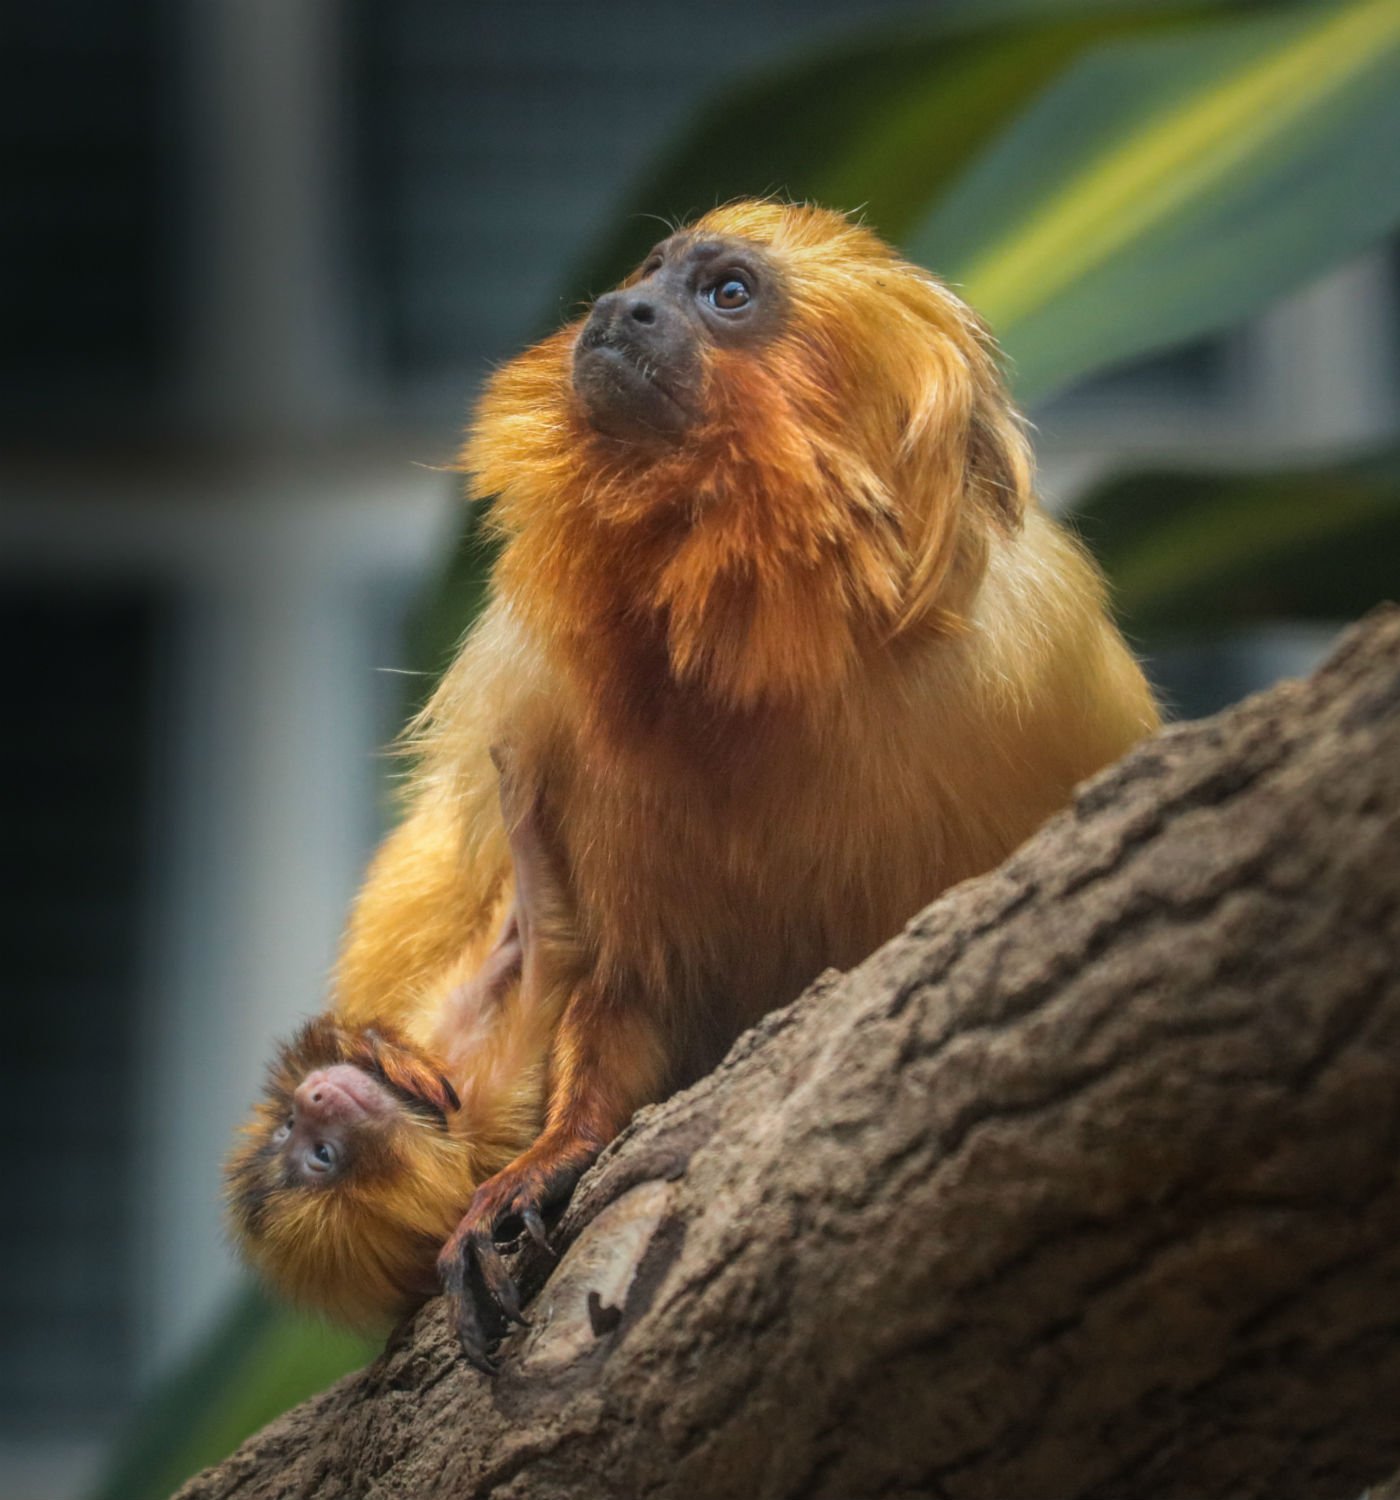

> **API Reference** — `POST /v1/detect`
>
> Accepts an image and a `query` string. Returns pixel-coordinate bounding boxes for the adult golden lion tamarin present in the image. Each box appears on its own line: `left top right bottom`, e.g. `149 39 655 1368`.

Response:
229 200 1158 1366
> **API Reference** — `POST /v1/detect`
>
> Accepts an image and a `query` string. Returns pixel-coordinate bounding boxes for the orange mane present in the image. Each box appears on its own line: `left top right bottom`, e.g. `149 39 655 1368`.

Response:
466 202 1032 717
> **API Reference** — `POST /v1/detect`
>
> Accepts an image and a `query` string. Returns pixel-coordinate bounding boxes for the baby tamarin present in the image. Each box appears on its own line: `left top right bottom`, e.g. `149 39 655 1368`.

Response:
231 200 1158 1364
225 768 574 1328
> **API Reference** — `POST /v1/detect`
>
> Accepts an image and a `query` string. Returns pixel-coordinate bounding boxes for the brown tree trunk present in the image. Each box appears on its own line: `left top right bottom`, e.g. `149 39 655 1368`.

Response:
179 608 1400 1500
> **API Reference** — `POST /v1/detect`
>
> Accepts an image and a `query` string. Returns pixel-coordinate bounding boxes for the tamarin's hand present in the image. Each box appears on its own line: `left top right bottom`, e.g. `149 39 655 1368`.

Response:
420 201 1159 1366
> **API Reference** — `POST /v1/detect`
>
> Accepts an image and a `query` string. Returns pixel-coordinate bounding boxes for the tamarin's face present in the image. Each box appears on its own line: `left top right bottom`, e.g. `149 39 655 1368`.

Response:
227 1018 460 1215
266 1061 401 1187
572 229 786 443
225 1018 475 1326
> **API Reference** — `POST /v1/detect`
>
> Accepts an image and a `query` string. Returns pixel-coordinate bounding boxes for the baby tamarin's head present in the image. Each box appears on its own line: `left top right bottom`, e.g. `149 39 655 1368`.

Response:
466 201 1032 707
225 1016 474 1327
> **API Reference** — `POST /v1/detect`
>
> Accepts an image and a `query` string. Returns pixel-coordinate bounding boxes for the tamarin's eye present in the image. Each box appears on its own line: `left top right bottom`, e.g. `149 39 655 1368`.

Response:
310 1142 337 1170
706 276 751 311
273 1119 291 1144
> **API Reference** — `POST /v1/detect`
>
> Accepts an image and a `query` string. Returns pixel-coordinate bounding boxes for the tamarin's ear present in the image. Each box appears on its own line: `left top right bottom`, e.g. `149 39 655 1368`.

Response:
892 318 1032 635
965 381 1033 534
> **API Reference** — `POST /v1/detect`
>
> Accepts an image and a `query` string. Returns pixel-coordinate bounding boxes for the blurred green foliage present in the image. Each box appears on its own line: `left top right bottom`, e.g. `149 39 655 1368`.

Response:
92 1289 374 1500
102 2 1400 1495
1075 446 1400 641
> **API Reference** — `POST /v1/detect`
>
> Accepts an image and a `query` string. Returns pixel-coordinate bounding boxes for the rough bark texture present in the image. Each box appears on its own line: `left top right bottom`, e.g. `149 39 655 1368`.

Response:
180 609 1400 1500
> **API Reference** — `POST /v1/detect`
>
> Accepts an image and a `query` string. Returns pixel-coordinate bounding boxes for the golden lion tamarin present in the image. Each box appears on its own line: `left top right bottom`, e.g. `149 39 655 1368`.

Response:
230 200 1158 1366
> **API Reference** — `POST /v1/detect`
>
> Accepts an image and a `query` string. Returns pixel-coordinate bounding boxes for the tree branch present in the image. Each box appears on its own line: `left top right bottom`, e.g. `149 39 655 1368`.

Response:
179 607 1400 1500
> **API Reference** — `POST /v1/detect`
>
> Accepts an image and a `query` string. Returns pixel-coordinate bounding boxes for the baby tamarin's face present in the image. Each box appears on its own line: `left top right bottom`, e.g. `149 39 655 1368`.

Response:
268 1060 401 1187
225 1018 475 1327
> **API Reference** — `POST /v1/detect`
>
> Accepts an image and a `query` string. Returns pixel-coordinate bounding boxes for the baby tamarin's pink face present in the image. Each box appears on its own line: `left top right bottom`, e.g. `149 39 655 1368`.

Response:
224 1016 477 1327
226 1016 463 1240
270 1062 400 1187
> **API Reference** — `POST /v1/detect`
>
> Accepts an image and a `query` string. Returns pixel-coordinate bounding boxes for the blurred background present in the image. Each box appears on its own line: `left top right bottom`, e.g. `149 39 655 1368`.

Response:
2 2 1397 1496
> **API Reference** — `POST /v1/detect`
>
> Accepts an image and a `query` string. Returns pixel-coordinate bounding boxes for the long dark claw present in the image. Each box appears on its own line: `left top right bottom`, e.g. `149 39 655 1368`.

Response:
439 1148 596 1368
451 1290 497 1375
475 1236 528 1327
521 1206 553 1256
439 1232 507 1369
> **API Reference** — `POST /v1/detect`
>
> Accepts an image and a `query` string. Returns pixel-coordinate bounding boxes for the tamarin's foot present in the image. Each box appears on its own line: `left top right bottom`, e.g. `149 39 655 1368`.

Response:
436 1138 594 1371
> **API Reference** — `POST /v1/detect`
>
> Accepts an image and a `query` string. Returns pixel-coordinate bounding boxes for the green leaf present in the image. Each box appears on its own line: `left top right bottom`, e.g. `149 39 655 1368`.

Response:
562 0 1253 309
914 0 1400 401
1071 445 1400 641
88 1287 374 1500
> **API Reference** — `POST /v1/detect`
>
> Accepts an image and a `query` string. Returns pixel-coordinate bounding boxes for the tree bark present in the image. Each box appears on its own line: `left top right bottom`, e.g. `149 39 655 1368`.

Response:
179 608 1400 1500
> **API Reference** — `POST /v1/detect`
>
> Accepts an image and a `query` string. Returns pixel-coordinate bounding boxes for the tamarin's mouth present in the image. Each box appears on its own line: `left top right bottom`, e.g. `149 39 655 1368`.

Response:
583 342 685 408
572 323 697 442
574 346 692 441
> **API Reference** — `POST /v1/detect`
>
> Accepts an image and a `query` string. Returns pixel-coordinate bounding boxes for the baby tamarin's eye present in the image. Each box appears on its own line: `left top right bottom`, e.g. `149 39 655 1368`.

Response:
309 1142 337 1171
273 1119 291 1145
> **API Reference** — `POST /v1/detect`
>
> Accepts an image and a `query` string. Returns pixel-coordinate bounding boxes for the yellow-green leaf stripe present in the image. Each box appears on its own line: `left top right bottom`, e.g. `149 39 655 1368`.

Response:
962 0 1400 325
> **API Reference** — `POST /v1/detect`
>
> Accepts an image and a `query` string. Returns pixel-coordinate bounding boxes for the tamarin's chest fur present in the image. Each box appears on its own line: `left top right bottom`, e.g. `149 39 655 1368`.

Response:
497 527 1146 1086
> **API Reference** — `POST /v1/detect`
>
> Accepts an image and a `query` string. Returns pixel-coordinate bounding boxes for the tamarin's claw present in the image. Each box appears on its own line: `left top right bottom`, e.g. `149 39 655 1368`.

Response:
436 1149 586 1370
441 1218 510 1374
521 1207 553 1256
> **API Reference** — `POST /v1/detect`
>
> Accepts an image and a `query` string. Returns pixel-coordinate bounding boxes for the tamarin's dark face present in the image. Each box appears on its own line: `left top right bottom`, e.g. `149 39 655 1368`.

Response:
472 201 1034 705
572 230 786 443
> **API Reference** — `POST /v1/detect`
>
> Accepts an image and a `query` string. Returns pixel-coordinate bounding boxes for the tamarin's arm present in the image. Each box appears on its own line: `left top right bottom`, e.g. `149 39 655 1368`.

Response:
437 978 669 1366
426 753 584 1172
432 756 660 1368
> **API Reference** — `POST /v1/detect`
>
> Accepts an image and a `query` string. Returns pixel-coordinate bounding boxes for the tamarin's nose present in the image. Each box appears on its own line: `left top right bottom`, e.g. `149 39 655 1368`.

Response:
294 1070 334 1120
294 1063 380 1122
582 290 661 344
